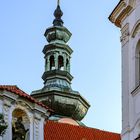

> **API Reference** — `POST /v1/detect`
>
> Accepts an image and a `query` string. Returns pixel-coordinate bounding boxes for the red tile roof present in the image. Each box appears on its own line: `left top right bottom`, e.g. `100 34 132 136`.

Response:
44 120 121 140
0 85 53 112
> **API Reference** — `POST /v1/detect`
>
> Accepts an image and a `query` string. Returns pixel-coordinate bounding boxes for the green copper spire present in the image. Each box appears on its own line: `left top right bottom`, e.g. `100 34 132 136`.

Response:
57 0 60 6
31 2 90 122
53 0 63 26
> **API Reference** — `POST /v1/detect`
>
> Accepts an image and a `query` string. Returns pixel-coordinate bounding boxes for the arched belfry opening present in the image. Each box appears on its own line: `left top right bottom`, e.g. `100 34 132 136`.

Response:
12 108 30 140
135 40 140 86
58 55 64 70
66 58 70 72
50 55 55 70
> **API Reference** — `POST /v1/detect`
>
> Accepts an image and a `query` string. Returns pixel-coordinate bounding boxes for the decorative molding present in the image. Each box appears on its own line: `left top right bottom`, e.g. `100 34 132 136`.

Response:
33 114 42 140
121 125 131 135
3 91 18 102
131 20 140 37
3 104 10 123
34 117 40 140
3 98 14 123
129 0 136 7
131 85 140 96
109 1 133 27
15 100 32 111
3 99 11 107
120 23 130 46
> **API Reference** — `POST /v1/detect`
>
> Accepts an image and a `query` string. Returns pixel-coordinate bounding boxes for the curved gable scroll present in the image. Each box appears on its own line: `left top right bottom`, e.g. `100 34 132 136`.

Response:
131 20 140 38
109 0 133 28
15 100 33 110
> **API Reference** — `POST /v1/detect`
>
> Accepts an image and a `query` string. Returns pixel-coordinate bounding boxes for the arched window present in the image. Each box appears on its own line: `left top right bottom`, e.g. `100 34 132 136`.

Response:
135 41 140 86
50 55 55 70
45 59 48 71
12 108 30 140
66 59 70 72
58 55 64 70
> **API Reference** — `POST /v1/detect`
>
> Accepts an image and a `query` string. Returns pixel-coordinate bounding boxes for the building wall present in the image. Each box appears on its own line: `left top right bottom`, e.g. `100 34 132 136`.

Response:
0 90 49 140
121 1 140 139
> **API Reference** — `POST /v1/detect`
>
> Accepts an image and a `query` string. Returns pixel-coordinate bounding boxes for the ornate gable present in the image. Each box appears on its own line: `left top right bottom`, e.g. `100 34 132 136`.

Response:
109 0 134 27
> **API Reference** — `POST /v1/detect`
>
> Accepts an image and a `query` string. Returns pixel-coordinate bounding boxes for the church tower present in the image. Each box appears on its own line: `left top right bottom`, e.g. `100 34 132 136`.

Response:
109 0 140 139
31 2 90 124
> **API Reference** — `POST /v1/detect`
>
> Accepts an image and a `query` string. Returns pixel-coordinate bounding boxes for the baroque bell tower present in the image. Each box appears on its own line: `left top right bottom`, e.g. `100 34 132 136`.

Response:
31 2 90 123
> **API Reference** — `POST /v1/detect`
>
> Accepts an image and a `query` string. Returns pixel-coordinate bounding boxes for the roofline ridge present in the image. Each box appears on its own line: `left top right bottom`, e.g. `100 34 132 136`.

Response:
47 120 120 135
0 85 54 112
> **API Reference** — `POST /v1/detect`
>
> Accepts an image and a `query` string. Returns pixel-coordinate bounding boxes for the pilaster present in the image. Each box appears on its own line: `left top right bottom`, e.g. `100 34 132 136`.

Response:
3 100 12 140
33 113 46 140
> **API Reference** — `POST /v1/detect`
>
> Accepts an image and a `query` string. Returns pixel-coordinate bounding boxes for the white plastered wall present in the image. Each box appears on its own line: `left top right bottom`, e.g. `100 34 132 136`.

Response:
121 1 140 140
0 90 49 140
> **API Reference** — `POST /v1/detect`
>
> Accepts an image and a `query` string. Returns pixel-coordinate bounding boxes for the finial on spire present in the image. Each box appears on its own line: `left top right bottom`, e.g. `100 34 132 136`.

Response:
57 0 60 6
53 0 63 26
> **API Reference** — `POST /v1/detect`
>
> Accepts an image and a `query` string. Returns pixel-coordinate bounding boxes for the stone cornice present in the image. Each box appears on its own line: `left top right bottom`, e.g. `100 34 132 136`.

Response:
43 43 73 55
109 0 133 27
31 90 90 121
42 70 73 84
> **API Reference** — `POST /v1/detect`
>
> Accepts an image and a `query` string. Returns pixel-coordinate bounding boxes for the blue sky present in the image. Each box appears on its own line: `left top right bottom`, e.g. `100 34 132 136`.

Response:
0 0 121 133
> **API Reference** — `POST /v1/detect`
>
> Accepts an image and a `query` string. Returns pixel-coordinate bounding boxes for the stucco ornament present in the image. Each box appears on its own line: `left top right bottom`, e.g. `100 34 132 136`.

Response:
129 0 136 7
121 23 129 46
132 22 140 38
0 113 8 136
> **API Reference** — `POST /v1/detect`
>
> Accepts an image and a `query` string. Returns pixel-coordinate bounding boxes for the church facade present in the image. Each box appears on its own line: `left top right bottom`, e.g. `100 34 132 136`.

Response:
109 0 140 139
